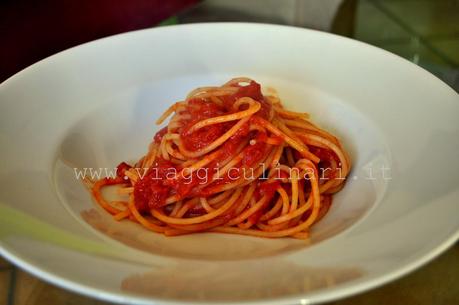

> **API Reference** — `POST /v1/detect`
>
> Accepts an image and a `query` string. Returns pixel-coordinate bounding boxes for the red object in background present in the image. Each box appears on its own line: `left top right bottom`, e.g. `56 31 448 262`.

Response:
0 0 197 82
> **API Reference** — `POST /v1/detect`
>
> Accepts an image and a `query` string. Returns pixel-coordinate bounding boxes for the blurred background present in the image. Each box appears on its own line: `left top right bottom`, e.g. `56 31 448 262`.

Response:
1 0 458 304
1 0 458 91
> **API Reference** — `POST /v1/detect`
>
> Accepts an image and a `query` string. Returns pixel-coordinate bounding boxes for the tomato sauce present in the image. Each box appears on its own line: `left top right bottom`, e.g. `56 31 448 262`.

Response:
116 162 132 178
259 180 280 199
309 147 339 180
133 158 176 211
180 99 228 151
153 126 168 143
309 147 337 162
135 80 275 212
179 81 271 152
242 131 268 166
246 180 279 222
221 81 271 119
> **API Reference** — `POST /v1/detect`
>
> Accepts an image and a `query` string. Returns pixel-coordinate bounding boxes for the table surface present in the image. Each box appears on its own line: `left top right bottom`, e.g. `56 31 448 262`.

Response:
1 245 458 305
1 0 458 304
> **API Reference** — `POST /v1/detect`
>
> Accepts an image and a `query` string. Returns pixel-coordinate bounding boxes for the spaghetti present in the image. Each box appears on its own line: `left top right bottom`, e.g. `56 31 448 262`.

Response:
89 78 351 239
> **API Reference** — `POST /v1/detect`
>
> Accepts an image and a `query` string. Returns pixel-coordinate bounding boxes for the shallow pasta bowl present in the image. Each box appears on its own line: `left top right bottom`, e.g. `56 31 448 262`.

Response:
0 23 458 304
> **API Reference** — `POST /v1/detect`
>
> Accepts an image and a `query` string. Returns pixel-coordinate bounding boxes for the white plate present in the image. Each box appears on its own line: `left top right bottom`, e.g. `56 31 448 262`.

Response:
0 23 458 305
